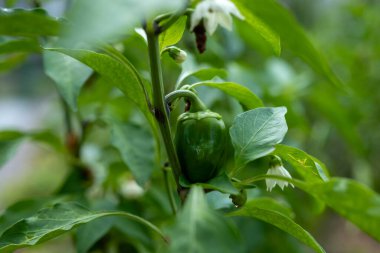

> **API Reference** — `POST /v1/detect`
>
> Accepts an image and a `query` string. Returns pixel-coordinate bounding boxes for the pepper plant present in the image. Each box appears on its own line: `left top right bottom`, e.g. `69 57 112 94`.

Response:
0 0 379 252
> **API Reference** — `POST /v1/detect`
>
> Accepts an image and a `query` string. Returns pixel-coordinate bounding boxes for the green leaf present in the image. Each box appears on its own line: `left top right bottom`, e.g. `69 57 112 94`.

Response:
296 178 380 242
0 202 166 252
229 107 288 170
164 186 241 253
109 121 156 186
0 130 63 169
191 81 263 110
0 8 60 36
272 144 329 182
232 0 281 55
43 50 93 111
0 53 27 72
227 198 326 253
177 68 228 86
238 0 343 89
180 173 239 195
46 48 152 119
159 16 187 52
0 39 41 54
62 0 183 46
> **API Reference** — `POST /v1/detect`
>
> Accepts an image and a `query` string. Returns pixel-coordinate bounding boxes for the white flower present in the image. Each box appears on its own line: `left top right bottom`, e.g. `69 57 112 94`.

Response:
191 0 244 35
266 156 294 191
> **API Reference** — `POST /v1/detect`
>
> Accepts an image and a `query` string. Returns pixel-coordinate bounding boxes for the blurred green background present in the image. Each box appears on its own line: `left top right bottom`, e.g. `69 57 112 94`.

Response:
0 0 380 252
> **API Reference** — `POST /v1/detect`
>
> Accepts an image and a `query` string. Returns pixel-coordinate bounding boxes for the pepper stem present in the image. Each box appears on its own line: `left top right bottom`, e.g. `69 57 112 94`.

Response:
165 90 207 112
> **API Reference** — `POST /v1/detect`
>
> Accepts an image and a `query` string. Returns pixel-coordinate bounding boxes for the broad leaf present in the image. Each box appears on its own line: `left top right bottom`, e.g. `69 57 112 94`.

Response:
190 81 263 110
0 202 166 252
272 144 329 182
43 50 93 111
232 0 281 55
159 16 187 51
296 178 380 242
109 120 156 186
164 186 241 253
238 0 343 89
0 39 40 54
47 48 149 111
0 8 60 36
229 107 288 171
227 198 326 253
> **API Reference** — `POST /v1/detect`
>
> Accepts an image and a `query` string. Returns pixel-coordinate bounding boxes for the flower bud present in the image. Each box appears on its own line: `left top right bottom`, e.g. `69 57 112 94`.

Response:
165 46 187 64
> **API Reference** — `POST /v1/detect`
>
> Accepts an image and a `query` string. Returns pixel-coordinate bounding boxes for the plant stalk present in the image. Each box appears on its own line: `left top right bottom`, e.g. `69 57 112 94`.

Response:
146 23 182 191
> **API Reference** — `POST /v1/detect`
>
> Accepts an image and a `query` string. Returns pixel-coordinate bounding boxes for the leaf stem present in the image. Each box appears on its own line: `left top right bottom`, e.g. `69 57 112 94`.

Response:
146 23 182 191
163 166 178 214
165 89 207 111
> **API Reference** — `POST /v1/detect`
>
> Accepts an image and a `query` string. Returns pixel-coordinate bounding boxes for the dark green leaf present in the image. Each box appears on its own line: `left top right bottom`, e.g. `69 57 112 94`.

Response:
229 107 288 171
164 186 241 253
43 50 93 111
180 174 239 195
191 81 263 110
0 53 27 72
272 144 329 182
0 8 60 36
159 16 187 51
0 202 166 252
227 198 326 253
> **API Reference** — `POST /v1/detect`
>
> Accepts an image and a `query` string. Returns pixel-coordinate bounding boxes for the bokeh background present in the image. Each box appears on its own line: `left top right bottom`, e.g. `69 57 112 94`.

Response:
0 0 379 252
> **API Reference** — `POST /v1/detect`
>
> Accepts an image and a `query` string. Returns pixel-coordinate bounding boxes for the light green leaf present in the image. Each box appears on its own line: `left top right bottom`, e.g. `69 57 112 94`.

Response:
0 130 63 169
0 202 166 253
238 0 343 89
227 198 326 253
62 0 184 47
180 174 239 195
232 0 281 55
0 8 60 36
159 16 187 51
296 178 380 242
229 107 288 171
0 39 40 54
109 121 156 186
272 144 329 182
190 81 263 110
43 50 93 111
164 186 241 253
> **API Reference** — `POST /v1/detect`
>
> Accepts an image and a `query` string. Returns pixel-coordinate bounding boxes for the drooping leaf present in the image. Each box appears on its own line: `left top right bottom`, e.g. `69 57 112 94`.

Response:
0 8 60 36
232 0 281 55
272 144 329 182
0 39 41 54
164 186 241 253
227 198 326 253
0 202 166 252
109 120 156 186
43 50 93 111
0 130 63 169
296 178 380 242
190 81 263 110
159 16 187 51
229 107 288 171
237 0 343 89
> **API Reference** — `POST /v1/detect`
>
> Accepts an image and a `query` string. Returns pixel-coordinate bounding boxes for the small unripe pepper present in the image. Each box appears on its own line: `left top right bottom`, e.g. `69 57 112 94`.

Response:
170 91 226 183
